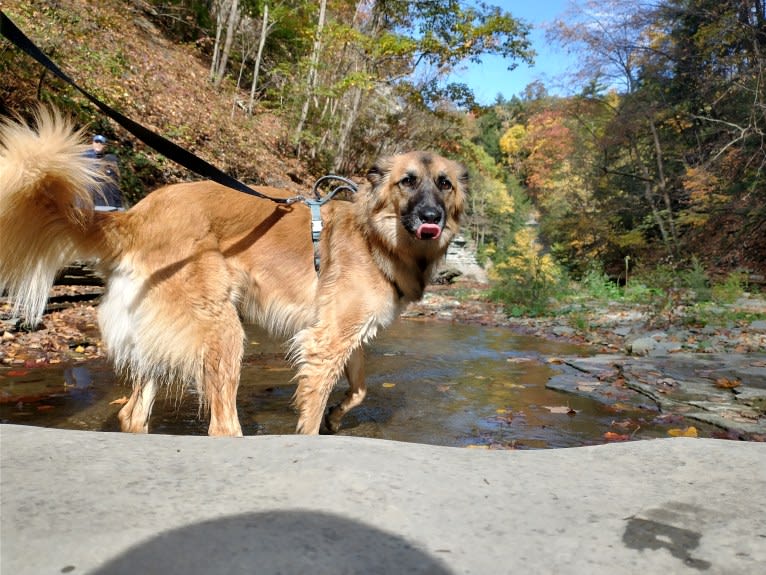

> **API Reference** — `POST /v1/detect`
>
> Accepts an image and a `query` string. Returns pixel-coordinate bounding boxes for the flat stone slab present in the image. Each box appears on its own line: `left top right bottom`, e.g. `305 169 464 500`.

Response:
548 353 766 437
1 425 765 574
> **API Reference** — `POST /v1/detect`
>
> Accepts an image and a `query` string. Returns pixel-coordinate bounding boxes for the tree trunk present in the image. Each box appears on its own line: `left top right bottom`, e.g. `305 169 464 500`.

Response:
630 141 672 254
209 0 226 83
213 0 240 88
333 84 363 171
649 119 679 253
294 0 327 152
248 4 270 115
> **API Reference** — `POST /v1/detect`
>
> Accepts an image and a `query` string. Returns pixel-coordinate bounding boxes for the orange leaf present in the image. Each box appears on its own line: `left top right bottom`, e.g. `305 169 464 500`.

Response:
714 377 740 389
604 432 630 441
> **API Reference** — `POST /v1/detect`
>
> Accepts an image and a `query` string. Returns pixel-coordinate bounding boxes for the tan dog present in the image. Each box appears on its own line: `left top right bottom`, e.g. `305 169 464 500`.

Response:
0 108 467 435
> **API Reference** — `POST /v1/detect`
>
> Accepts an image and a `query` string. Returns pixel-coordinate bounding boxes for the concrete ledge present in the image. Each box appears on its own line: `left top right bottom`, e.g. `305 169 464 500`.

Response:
1 425 764 574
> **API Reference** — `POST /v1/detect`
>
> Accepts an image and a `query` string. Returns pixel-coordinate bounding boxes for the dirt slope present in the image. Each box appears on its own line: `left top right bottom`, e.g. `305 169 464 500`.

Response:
1 0 311 195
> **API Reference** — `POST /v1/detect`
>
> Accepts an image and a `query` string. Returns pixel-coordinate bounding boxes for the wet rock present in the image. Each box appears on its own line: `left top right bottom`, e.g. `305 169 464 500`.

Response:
749 320 766 332
612 326 632 337
628 336 657 356
652 340 683 355
552 325 576 337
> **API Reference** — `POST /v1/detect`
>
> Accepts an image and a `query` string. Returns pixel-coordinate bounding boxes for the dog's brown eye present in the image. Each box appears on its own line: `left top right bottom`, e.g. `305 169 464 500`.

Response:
437 176 452 191
400 175 416 187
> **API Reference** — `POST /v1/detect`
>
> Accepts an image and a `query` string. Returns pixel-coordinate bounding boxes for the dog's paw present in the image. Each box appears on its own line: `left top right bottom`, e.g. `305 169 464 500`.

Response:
322 407 342 434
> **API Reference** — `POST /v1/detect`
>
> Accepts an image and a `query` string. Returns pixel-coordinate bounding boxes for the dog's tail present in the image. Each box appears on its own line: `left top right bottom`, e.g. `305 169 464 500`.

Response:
0 107 106 325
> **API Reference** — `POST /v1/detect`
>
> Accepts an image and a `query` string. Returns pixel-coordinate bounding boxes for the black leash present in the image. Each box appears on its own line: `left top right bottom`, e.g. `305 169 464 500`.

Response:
0 10 303 205
1 10 360 271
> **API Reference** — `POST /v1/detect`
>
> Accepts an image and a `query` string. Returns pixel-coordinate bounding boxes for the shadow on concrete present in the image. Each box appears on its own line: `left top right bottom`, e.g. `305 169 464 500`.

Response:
88 510 453 575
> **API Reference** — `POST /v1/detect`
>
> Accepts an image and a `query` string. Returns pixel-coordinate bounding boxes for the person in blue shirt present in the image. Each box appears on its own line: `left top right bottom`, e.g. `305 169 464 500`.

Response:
84 134 123 211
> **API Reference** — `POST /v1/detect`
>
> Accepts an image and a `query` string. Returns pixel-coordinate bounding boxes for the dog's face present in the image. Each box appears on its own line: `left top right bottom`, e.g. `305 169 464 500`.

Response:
366 151 467 246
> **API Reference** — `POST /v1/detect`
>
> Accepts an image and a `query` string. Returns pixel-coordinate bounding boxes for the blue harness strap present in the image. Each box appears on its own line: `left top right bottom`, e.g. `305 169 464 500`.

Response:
306 176 358 273
307 200 324 272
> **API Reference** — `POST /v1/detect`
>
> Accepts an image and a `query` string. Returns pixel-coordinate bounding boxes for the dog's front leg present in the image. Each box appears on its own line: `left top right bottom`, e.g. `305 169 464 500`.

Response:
325 347 366 433
292 329 363 435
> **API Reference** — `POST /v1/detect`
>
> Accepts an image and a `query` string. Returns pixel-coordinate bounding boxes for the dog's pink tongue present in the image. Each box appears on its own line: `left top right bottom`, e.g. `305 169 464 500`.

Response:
416 223 442 240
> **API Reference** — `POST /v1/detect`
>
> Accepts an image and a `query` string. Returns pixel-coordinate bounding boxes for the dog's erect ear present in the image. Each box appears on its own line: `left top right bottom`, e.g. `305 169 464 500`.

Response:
367 156 393 187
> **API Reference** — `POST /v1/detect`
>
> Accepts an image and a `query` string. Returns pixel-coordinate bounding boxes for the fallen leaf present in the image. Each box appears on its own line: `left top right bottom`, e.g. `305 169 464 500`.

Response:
381 382 396 388
576 383 597 392
714 377 741 389
502 382 525 389
668 426 698 438
546 357 564 365
604 432 630 441
657 377 677 387
109 396 129 406
609 402 632 412
544 405 577 415
610 419 635 429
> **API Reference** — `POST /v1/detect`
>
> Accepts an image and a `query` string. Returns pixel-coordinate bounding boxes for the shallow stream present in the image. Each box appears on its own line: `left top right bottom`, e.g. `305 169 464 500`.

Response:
0 319 676 448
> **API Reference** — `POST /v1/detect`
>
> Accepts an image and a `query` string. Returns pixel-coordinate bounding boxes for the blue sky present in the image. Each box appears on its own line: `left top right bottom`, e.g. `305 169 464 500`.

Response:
448 0 577 105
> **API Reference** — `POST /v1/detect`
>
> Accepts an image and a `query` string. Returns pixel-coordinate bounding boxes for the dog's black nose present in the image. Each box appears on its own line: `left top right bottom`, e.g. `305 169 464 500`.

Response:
418 206 441 224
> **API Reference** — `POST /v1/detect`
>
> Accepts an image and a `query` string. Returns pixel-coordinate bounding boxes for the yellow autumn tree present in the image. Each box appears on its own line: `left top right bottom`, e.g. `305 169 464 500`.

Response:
490 226 562 314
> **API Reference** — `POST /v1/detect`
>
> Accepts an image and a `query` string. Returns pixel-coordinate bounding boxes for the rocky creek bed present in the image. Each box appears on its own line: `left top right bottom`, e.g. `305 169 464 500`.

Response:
405 285 766 441
2 282 765 442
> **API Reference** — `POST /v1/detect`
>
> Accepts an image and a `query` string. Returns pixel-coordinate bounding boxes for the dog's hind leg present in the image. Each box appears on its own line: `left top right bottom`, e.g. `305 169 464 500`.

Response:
203 303 244 437
324 347 366 433
117 378 157 433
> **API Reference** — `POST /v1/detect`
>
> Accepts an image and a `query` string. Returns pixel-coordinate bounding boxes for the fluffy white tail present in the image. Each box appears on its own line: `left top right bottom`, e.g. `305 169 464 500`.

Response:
0 107 102 324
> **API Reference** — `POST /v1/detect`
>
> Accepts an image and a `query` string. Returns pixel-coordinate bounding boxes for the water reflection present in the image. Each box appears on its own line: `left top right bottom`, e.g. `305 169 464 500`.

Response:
0 319 664 447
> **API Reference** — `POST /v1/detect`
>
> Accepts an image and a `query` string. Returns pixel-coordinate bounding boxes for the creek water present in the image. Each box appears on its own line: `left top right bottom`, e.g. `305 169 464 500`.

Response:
0 319 667 448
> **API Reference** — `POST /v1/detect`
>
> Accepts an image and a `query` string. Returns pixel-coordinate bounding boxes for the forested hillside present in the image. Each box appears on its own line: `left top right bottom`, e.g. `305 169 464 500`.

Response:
2 0 764 308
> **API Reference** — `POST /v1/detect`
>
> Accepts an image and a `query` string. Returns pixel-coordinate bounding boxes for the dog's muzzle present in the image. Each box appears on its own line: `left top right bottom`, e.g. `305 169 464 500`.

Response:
413 206 444 240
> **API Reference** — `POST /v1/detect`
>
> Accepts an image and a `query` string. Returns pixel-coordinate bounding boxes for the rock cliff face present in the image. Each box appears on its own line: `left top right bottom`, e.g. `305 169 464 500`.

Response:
439 235 488 284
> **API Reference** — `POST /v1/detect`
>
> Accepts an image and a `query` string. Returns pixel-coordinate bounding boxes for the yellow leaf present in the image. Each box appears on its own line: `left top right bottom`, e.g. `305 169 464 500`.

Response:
382 382 396 388
502 382 525 389
668 426 698 438
74 345 85 353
